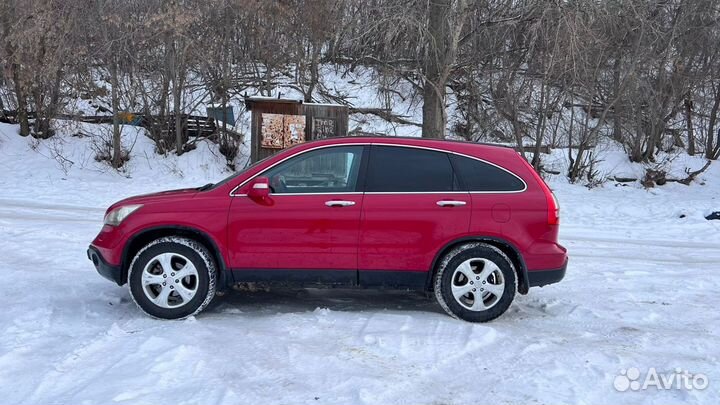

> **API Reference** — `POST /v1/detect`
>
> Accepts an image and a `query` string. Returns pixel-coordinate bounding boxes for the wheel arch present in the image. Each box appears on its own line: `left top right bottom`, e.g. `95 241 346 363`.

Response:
121 225 229 289
426 236 530 294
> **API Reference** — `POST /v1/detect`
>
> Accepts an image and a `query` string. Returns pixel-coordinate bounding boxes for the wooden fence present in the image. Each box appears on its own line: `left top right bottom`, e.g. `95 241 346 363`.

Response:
0 110 241 140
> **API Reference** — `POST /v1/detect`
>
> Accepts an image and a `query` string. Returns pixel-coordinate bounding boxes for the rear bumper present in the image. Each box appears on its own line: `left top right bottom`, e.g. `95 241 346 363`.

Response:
527 258 567 288
87 246 123 286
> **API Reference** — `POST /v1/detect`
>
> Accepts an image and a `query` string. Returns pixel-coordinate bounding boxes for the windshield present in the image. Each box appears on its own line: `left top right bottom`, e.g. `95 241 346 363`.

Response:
205 155 274 190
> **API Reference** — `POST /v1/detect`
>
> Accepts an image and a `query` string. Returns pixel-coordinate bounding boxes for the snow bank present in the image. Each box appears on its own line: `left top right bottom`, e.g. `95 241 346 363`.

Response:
0 121 236 207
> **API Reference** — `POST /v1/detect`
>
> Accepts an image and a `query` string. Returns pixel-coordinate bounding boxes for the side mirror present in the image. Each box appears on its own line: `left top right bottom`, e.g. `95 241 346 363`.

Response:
248 176 271 202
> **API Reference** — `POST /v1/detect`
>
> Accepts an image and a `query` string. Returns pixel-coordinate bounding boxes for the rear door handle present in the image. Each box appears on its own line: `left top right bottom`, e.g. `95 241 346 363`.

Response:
325 200 356 207
436 200 467 207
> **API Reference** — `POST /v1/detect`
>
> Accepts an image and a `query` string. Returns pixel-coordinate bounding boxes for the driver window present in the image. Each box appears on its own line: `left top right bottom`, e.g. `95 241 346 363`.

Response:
263 146 364 194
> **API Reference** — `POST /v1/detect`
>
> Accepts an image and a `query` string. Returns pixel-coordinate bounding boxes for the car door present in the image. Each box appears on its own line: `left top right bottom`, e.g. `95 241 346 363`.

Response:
228 145 366 283
358 145 471 287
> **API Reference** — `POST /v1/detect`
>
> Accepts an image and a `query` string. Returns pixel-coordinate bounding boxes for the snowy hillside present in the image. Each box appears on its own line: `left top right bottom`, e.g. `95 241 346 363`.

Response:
0 123 719 405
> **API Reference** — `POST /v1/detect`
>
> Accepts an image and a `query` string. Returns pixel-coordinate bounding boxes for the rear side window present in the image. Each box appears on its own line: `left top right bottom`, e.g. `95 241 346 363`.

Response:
450 154 525 192
365 146 455 192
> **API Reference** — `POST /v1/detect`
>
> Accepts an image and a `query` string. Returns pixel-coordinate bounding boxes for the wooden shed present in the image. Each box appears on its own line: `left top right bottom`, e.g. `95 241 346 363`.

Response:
245 97 349 163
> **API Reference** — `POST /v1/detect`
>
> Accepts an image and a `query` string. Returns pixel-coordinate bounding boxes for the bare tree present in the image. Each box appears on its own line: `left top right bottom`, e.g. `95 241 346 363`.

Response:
1 0 80 138
1 0 720 177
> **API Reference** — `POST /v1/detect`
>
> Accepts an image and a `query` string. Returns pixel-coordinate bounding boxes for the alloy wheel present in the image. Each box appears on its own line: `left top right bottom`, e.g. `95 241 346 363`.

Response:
141 252 199 308
450 258 505 311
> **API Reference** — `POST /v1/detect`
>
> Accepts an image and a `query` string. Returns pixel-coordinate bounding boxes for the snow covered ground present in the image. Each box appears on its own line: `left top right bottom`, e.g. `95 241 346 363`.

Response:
0 123 719 405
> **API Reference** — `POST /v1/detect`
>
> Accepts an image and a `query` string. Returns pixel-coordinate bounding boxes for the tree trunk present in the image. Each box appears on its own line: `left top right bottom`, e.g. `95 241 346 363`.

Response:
159 75 169 118
32 87 46 138
629 117 644 162
706 85 720 159
173 75 184 155
685 97 695 155
110 60 122 168
569 107 590 182
611 56 623 143
222 94 228 137
171 37 186 155
421 0 451 139
422 82 446 138
35 68 63 139
567 105 575 179
12 66 30 137
531 79 547 170
642 119 663 162
305 44 320 103
2 13 29 137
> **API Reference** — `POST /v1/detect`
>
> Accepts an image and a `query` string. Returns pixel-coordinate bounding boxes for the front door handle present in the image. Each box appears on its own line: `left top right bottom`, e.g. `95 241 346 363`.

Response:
325 200 356 207
436 200 467 207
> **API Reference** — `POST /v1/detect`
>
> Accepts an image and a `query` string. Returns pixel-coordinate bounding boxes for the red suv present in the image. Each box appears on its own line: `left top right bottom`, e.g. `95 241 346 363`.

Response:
88 137 567 322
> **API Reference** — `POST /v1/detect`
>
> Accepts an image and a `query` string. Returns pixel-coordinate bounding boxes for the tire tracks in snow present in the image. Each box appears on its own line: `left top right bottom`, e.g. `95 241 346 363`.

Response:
27 320 209 403
561 233 720 250
560 230 720 266
0 198 104 225
568 252 719 265
0 198 104 213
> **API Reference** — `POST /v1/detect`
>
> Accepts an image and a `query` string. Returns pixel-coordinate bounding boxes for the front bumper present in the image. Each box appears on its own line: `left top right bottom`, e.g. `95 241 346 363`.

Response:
87 246 123 286
527 258 567 288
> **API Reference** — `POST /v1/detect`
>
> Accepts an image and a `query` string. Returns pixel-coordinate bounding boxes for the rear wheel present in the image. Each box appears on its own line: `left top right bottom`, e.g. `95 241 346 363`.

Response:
128 237 216 319
434 243 516 322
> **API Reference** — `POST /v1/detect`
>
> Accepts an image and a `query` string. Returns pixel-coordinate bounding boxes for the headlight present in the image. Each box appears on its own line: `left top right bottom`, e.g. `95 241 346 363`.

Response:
104 204 143 226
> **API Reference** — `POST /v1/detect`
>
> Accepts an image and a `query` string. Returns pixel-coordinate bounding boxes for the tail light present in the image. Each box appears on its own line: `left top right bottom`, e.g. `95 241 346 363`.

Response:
519 157 560 225
548 190 560 225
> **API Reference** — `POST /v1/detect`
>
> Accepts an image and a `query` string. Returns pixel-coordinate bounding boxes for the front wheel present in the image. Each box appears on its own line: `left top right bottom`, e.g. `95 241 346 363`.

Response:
434 243 516 322
128 237 217 319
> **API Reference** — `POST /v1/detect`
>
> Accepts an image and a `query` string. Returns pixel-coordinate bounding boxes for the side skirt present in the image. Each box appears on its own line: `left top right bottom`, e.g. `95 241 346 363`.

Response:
230 269 428 290
358 270 427 290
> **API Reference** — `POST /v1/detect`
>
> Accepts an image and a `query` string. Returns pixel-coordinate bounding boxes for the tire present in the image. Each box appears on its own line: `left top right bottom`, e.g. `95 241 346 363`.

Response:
128 237 217 319
434 242 517 322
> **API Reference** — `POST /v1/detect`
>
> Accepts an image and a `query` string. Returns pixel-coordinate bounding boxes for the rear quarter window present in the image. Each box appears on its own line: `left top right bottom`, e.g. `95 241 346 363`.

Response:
450 154 525 192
